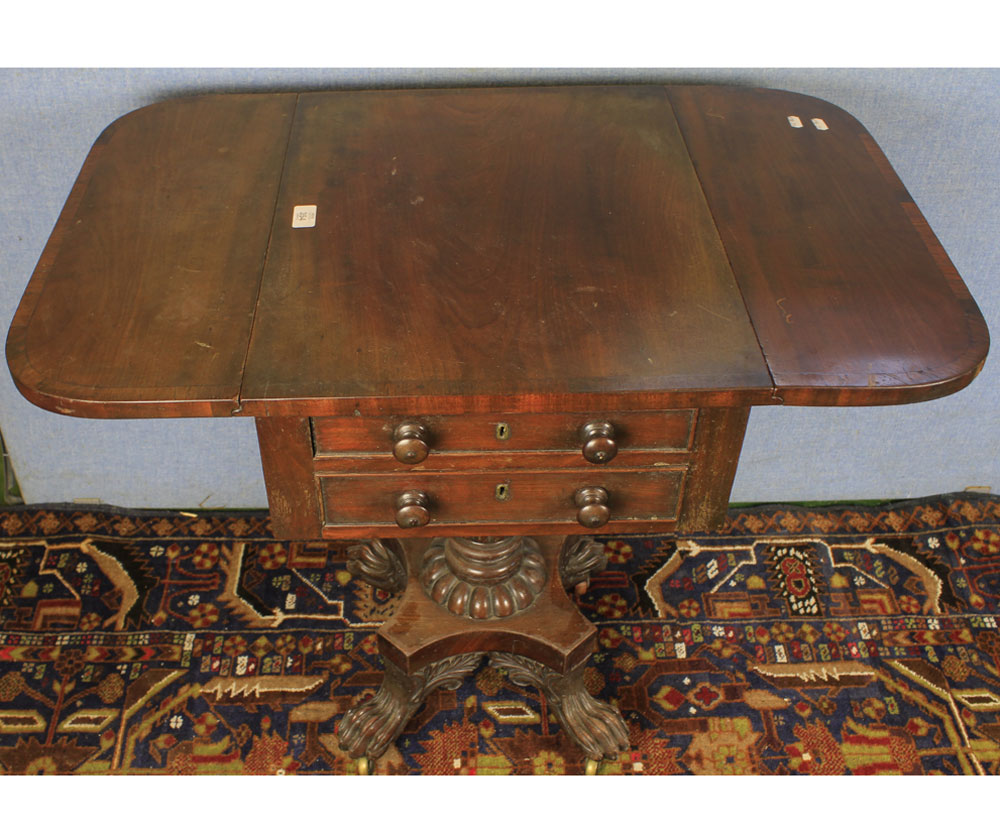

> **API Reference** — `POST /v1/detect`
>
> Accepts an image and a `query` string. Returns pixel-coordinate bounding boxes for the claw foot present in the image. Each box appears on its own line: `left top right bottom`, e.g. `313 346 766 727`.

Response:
338 651 485 760
338 676 411 760
490 652 629 761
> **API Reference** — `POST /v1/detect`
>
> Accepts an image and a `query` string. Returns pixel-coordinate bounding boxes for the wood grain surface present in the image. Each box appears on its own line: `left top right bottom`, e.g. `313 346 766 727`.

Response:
310 410 695 455
7 85 988 418
666 85 989 406
6 93 297 417
318 467 684 532
255 416 322 539
676 406 750 533
238 86 772 414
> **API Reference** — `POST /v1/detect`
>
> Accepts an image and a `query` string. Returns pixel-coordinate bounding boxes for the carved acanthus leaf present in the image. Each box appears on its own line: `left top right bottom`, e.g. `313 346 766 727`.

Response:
559 536 608 590
339 652 485 759
346 539 407 593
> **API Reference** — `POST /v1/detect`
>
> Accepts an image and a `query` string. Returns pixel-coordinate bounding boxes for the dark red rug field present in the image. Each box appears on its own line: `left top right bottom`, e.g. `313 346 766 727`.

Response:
1 493 999 774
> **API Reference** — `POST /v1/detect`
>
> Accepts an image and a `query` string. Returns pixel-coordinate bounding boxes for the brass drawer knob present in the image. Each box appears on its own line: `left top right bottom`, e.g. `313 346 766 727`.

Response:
395 489 431 528
392 421 430 464
574 486 610 528
580 420 617 464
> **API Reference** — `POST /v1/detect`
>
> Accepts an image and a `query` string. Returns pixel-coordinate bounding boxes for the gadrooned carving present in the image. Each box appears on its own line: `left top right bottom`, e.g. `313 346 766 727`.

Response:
419 536 547 619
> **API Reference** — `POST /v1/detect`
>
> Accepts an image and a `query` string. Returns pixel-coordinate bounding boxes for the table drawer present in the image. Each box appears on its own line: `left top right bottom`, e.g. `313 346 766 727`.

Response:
318 467 685 536
311 410 695 462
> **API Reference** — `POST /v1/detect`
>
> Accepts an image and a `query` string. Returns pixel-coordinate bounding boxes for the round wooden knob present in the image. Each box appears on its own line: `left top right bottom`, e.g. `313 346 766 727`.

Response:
392 421 430 464
574 486 610 528
395 490 431 528
580 420 617 464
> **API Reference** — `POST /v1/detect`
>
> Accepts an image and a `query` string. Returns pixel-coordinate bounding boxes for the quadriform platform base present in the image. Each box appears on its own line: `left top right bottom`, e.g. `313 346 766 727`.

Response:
7 86 988 771
338 536 629 764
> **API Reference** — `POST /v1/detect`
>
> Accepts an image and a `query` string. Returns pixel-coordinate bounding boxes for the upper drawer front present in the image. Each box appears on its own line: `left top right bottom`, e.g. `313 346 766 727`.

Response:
319 468 684 537
311 410 695 457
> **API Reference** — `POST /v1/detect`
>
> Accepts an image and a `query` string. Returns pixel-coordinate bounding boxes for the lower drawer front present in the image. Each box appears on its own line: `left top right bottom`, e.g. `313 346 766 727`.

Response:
319 468 684 533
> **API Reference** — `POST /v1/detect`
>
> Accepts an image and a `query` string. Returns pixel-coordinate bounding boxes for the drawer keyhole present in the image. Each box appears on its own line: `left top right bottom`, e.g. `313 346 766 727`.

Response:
494 483 511 501
495 422 511 441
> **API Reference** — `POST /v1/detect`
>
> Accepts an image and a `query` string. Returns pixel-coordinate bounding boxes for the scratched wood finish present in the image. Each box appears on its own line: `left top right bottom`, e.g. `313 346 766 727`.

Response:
7 84 991 541
676 406 750 533
6 94 297 417
318 468 684 536
254 405 741 541
667 86 989 406
255 417 323 539
310 410 695 455
239 86 773 414
10 86 987 420
310 448 695 475
320 512 679 541
248 389 770 419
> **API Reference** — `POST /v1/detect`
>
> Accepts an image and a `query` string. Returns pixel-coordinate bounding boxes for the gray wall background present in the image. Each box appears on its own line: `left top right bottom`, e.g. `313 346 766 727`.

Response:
1 68 997 509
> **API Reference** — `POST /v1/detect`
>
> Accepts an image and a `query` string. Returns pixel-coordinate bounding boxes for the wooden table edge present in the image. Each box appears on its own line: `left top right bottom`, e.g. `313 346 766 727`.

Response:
668 84 991 410
7 84 990 419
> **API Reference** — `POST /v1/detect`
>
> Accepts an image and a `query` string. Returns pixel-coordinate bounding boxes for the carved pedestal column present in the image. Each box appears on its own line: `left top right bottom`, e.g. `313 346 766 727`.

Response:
337 535 628 764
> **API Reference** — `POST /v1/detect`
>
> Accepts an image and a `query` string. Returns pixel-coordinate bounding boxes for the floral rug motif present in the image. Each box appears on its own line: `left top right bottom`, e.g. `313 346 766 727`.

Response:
1 494 1000 774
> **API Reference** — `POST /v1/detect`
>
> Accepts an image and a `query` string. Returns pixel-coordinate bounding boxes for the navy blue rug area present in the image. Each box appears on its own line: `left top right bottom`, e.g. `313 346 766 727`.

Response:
1 493 999 774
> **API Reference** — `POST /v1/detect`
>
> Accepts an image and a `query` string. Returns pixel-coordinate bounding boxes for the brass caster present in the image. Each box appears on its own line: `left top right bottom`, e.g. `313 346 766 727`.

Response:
584 758 599 776
357 756 373 775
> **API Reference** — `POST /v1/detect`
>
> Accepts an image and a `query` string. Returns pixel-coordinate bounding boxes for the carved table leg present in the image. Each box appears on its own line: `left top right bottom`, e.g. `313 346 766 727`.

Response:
338 651 485 760
490 652 630 761
337 535 629 765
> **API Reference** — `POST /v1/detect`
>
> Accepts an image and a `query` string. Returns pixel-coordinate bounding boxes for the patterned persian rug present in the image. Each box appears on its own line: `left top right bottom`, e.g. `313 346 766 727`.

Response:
1 493 999 775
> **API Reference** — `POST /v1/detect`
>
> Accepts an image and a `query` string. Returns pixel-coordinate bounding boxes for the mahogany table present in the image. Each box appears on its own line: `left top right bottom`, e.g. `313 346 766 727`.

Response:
6 85 989 772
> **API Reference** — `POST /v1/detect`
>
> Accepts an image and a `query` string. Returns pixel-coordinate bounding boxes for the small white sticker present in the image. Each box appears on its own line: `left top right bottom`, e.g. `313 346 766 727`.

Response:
291 204 317 228
787 115 803 128
811 118 829 131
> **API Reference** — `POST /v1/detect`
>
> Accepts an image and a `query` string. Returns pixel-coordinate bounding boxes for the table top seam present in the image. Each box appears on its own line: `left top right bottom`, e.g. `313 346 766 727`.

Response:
231 92 301 417
660 86 780 405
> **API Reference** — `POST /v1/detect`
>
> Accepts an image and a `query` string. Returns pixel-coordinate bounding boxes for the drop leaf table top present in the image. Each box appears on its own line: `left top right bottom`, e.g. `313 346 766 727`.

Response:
7 85 988 420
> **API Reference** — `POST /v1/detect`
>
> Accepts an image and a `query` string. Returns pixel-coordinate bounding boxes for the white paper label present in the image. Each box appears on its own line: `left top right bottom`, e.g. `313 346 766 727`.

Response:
787 115 803 128
291 204 317 228
811 118 829 131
